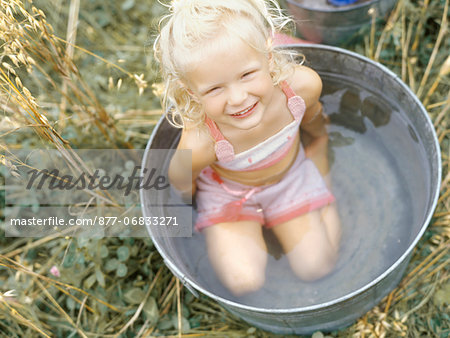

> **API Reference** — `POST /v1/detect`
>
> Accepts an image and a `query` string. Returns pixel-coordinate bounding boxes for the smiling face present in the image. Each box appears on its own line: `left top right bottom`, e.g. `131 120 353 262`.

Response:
184 33 275 132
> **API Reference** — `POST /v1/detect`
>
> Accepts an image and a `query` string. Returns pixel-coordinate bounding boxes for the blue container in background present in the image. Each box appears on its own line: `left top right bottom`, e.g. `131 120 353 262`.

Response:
284 0 397 45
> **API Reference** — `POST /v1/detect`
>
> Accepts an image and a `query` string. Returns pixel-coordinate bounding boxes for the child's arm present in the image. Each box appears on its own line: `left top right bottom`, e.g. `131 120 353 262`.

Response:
295 66 327 138
290 66 329 176
168 125 216 197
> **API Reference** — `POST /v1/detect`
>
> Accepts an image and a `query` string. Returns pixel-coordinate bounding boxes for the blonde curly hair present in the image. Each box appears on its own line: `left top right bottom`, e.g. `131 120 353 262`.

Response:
154 0 302 128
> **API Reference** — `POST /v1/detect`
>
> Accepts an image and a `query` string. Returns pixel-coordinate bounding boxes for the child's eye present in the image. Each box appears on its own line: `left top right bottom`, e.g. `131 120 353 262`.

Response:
242 71 254 78
205 87 220 95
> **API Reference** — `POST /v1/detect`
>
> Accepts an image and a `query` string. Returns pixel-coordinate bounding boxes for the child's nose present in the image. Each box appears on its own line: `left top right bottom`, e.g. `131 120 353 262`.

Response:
227 85 247 106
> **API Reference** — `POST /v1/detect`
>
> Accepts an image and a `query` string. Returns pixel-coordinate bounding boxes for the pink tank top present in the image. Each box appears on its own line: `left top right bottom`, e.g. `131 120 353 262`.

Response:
205 81 306 172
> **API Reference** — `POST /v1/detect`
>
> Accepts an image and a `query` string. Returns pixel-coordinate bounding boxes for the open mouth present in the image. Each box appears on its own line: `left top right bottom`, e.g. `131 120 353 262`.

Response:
231 102 258 119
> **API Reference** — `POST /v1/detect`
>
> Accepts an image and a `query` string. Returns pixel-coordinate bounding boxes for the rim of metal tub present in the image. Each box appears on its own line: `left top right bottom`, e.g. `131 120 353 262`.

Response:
140 44 442 314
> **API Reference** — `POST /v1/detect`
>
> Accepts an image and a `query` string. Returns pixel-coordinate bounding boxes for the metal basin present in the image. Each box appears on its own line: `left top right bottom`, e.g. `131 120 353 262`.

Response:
284 0 398 45
140 45 441 334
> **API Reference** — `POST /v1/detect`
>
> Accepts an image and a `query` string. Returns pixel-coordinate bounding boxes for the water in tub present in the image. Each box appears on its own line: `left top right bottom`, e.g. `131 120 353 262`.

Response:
165 78 429 309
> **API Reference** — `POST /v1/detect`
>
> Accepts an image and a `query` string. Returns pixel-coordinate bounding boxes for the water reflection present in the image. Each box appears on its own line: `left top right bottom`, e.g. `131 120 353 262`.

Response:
326 88 392 134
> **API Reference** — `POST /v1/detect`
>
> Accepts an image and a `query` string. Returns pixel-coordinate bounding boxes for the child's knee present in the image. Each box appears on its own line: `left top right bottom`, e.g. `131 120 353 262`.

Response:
289 247 337 282
222 261 266 296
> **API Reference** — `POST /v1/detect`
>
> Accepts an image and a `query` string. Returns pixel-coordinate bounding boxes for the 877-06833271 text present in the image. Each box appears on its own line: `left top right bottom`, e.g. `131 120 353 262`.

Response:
95 216 179 227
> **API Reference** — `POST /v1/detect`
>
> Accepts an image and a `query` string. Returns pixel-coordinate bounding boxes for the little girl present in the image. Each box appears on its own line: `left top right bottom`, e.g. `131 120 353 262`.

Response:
154 0 341 296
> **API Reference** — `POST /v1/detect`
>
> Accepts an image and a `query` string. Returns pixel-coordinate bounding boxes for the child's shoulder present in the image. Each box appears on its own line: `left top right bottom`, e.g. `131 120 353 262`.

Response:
287 65 322 108
178 122 217 162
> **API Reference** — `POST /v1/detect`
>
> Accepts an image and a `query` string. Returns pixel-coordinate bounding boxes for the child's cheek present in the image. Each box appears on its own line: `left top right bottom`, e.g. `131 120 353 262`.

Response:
203 97 223 116
255 75 275 98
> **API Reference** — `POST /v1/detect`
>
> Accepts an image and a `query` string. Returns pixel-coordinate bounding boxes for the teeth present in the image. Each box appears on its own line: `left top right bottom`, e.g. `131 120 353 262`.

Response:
233 104 253 116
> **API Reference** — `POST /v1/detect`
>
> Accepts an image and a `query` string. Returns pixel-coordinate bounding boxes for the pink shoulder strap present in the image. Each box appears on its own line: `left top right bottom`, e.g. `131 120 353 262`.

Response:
280 80 297 99
204 117 235 162
280 80 306 121
205 117 225 142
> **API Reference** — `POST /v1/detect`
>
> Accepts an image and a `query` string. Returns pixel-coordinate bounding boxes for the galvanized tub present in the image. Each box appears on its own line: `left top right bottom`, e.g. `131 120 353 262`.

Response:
140 45 441 334
284 0 397 45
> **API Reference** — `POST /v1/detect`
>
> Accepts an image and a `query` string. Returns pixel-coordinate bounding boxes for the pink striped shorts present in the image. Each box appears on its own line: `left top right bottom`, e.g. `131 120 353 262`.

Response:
195 147 335 231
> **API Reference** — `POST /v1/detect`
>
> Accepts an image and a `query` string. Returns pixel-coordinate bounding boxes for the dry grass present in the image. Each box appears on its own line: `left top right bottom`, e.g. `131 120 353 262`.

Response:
0 0 448 337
